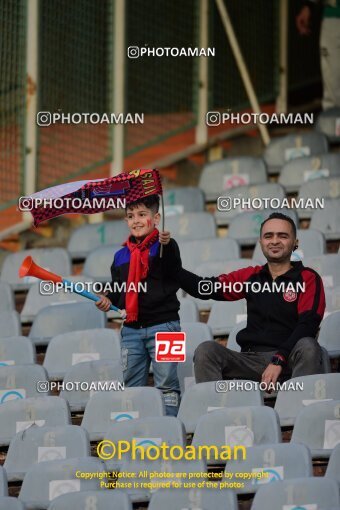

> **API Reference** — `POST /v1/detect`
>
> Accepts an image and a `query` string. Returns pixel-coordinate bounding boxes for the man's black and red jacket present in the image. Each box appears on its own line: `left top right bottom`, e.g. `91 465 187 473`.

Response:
174 260 325 359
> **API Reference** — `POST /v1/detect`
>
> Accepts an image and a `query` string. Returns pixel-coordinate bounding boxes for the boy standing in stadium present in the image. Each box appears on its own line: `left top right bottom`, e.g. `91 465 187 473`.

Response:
96 194 182 416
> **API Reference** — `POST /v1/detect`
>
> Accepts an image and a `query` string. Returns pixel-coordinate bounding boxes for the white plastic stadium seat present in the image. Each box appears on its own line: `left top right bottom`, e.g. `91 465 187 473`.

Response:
0 364 49 404
178 237 240 272
264 132 328 175
67 220 129 259
310 198 340 240
199 156 267 201
165 212 216 241
207 300 247 335
0 282 14 311
0 498 25 510
0 311 21 338
296 177 340 219
0 467 7 497
47 491 133 510
316 106 340 142
178 298 199 322
149 488 238 510
318 311 340 357
82 244 122 282
0 336 36 366
164 186 205 213
325 443 340 484
180 322 213 355
0 248 71 291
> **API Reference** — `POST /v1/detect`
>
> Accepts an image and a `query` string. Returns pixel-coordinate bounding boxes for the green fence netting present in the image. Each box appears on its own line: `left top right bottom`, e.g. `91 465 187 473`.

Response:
0 0 26 209
37 0 114 190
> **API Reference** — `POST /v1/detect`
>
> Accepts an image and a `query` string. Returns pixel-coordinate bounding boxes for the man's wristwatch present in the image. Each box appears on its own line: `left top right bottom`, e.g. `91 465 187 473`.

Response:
271 354 286 367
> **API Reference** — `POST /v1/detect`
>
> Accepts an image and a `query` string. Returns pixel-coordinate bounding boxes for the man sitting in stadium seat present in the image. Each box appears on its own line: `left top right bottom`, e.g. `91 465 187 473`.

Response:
164 212 325 388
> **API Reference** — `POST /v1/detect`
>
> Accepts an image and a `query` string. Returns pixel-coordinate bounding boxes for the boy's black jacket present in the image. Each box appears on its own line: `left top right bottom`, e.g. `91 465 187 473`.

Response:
106 238 181 328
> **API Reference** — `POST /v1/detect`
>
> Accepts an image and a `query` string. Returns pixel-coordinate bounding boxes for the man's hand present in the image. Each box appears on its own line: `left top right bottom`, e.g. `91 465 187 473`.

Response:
261 364 283 392
296 6 311 35
95 294 112 312
159 230 171 245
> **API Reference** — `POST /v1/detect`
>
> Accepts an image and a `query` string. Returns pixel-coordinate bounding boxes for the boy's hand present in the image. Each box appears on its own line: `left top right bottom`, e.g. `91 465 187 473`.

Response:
95 294 112 312
159 230 171 245
120 309 127 320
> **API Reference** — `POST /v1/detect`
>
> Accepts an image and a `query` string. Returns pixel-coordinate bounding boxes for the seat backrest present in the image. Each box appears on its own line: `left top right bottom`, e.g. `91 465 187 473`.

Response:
0 336 36 366
227 321 247 351
29 302 106 346
318 311 340 354
21 275 96 323
178 299 200 323
0 248 71 291
67 221 129 259
165 213 216 240
43 328 121 380
0 311 21 338
149 488 238 510
164 187 205 212
0 364 49 403
19 458 107 509
310 198 340 239
279 153 340 192
0 467 7 497
207 300 247 335
304 254 340 288
0 396 71 446
60 360 124 412
177 356 195 394
192 406 281 448
81 386 165 441
325 443 340 483
4 425 90 482
178 381 264 434
291 399 340 457
274 373 340 426
325 286 340 313
0 498 25 510
298 176 340 202
226 443 312 494
0 282 14 311
82 244 122 281
178 238 240 272
180 322 213 355
316 106 340 142
251 477 340 510
199 157 267 201
47 490 133 510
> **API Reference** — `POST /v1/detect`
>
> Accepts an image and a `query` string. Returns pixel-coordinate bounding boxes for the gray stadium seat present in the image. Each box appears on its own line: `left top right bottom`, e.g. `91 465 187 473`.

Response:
164 187 205 213
226 443 312 494
178 238 240 273
228 209 298 245
296 177 340 219
165 213 216 241
227 321 246 351
149 488 238 510
304 254 340 289
178 381 264 434
180 322 213 356
0 336 36 366
199 157 267 201
279 153 340 193
310 198 340 240
0 248 71 291
215 183 286 226
192 407 281 465
0 396 71 446
43 329 121 380
82 244 122 282
251 477 340 510
21 275 95 323
19 457 107 510
60 359 124 412
29 302 106 346
315 106 340 142
177 355 195 394
178 298 199 322
0 311 21 338
0 498 25 510
253 229 326 263
4 425 90 482
104 416 186 472
291 399 340 458
318 311 340 357
47 491 133 510
0 364 49 403
0 282 14 311
67 221 129 259
264 132 328 175
0 467 7 497
325 443 340 484
116 458 207 503
82 387 165 441
274 373 340 426
207 300 247 335
325 286 340 314
187 258 257 312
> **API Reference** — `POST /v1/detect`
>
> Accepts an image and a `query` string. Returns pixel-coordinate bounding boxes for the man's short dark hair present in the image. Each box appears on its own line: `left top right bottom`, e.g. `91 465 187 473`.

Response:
260 212 297 237
126 194 160 214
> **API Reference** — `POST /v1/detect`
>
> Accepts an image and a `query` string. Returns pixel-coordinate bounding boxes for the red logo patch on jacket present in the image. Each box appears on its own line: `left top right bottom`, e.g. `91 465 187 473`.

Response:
283 290 297 302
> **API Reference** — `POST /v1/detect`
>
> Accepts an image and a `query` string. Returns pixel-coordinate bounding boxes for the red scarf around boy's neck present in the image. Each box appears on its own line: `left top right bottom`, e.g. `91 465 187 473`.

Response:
124 227 159 323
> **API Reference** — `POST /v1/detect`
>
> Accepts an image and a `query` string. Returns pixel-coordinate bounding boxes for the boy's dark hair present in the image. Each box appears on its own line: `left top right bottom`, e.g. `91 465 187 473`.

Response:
260 212 297 237
126 194 160 214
